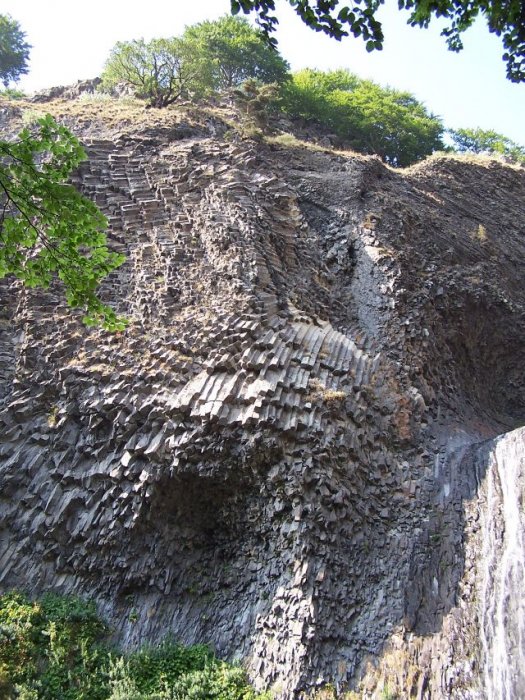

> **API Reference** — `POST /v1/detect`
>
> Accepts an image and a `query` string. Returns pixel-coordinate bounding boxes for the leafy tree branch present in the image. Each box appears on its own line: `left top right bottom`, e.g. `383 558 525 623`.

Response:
231 0 525 82
0 115 126 330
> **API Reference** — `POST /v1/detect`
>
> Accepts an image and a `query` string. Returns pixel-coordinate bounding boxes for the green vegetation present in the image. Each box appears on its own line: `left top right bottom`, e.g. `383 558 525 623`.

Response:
0 115 125 329
449 127 525 163
280 69 445 166
0 591 269 700
98 19 523 169
0 86 26 100
100 38 198 108
233 79 281 136
0 14 31 88
1 14 125 330
0 591 108 700
231 0 525 82
101 16 288 106
181 15 289 92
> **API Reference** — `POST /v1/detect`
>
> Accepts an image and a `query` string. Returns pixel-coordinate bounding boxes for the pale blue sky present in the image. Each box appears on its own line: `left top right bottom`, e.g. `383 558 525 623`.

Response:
2 0 524 143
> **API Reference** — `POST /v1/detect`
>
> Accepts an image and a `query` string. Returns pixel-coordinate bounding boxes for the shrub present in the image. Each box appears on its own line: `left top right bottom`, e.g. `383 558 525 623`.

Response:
0 87 26 99
233 79 280 135
449 127 525 164
280 69 444 166
0 591 109 700
0 591 268 700
127 640 214 695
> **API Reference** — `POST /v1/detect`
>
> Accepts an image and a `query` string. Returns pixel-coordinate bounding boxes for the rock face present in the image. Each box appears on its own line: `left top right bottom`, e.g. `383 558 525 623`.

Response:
0 100 524 697
475 428 525 699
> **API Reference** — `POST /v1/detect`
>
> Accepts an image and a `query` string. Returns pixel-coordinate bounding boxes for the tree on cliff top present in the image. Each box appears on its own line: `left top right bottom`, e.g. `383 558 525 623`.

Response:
231 0 525 83
101 17 289 105
0 116 125 329
181 15 289 92
281 69 444 166
0 14 31 87
449 127 525 163
100 38 200 107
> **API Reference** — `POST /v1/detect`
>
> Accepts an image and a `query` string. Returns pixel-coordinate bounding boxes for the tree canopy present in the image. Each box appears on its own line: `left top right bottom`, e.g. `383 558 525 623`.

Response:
101 16 289 105
181 15 289 92
0 116 125 329
231 0 525 82
281 69 444 166
100 38 198 108
0 14 31 88
449 127 525 163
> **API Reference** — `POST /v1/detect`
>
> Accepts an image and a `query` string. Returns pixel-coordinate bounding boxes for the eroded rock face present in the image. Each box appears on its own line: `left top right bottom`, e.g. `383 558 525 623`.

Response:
30 77 102 102
0 105 524 697
355 425 525 700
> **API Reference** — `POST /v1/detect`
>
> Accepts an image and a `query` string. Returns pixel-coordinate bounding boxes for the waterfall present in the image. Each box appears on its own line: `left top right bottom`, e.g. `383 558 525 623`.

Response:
479 429 525 699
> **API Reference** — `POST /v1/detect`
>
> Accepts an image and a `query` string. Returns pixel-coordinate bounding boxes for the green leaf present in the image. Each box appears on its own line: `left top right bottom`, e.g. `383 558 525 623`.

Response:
0 116 126 330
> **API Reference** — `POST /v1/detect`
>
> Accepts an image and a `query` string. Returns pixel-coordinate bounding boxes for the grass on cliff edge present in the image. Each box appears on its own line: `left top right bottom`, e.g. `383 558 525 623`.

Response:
0 591 269 700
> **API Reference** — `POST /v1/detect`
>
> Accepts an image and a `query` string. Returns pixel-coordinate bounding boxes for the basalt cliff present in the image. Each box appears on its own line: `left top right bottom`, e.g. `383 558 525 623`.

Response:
0 95 524 698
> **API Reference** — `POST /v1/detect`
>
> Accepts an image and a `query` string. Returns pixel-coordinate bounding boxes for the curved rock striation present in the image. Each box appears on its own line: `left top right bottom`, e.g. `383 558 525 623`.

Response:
0 101 524 697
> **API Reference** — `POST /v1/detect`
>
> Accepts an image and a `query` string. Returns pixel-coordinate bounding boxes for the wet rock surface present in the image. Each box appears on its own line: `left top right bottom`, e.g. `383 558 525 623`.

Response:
0 101 524 697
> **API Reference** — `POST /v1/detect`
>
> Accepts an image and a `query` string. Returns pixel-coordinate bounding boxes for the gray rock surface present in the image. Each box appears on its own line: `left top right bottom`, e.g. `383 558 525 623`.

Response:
0 99 524 697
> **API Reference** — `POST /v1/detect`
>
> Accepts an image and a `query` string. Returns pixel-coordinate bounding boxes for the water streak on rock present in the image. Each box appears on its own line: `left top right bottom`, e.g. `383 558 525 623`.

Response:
480 430 525 699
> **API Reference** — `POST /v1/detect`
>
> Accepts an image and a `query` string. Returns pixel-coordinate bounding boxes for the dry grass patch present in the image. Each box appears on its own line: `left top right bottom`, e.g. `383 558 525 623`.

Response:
306 378 347 406
2 95 197 138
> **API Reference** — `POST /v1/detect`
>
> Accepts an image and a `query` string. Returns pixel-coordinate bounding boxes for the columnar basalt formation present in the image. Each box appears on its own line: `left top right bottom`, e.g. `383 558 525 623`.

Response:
0 100 524 697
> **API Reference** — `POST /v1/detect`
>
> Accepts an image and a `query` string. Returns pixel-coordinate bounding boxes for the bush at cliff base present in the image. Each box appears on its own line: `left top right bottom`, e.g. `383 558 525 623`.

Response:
0 591 269 700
